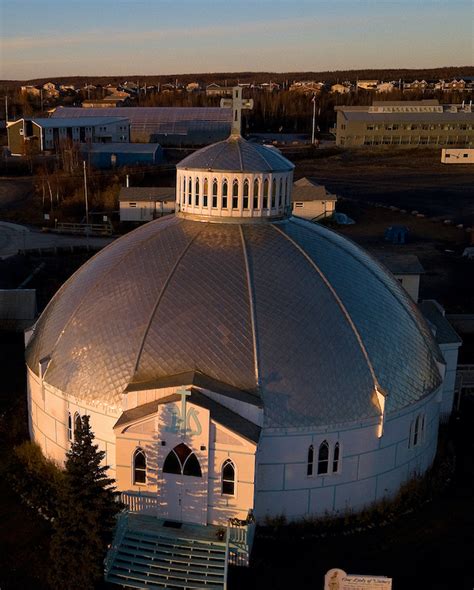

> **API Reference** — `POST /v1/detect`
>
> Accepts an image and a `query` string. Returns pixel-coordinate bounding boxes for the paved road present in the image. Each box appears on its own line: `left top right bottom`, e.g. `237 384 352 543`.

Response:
0 221 114 258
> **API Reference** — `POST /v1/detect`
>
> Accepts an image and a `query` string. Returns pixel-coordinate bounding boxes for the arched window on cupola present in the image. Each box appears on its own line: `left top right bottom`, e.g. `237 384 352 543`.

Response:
332 442 340 473
163 443 202 478
271 178 277 208
263 178 269 209
279 178 284 207
67 412 72 441
317 440 329 475
133 447 147 485
203 178 209 207
182 176 186 205
195 178 200 207
221 459 236 495
253 178 259 209
243 179 249 209
222 179 228 209
188 178 192 205
307 444 314 476
212 179 218 208
232 179 239 209
286 177 290 205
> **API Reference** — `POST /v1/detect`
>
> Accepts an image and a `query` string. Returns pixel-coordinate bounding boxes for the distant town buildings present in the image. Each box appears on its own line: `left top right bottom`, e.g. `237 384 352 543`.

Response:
334 100 474 148
7 117 130 155
441 147 474 164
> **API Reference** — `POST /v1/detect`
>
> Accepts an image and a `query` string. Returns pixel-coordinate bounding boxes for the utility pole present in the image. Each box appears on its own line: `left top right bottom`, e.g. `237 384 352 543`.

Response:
5 95 8 123
83 160 89 224
311 94 316 145
40 88 44 112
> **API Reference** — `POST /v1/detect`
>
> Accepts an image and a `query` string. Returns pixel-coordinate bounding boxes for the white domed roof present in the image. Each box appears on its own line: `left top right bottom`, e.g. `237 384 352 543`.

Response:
177 135 294 173
26 215 442 429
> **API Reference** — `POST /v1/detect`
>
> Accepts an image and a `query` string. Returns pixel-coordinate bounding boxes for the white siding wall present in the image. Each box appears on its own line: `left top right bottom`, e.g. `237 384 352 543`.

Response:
254 387 441 521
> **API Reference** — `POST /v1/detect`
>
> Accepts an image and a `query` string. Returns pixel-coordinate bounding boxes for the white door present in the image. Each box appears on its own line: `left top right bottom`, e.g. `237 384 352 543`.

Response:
160 443 207 525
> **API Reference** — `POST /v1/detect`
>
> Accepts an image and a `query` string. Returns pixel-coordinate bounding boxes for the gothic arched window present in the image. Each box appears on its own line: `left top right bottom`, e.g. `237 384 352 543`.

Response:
212 179 218 208
195 178 200 206
279 178 283 207
222 179 228 209
243 179 249 209
232 179 239 209
133 448 147 485
188 178 192 205
317 440 329 475
163 443 202 478
271 178 277 208
74 412 81 435
203 178 209 207
253 178 259 209
67 412 72 441
307 444 314 476
263 178 269 209
222 459 235 495
332 442 340 473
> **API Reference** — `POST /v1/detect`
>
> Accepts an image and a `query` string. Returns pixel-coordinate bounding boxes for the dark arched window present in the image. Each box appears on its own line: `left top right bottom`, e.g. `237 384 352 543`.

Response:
182 176 186 204
271 178 277 208
317 440 329 475
163 443 202 478
212 179 218 207
195 178 200 206
188 178 192 205
253 178 259 209
203 178 208 207
232 179 239 209
133 448 147 484
307 444 314 476
222 459 235 495
263 178 269 209
243 179 249 209
332 442 340 473
74 412 81 435
67 412 72 441
279 178 283 207
222 179 228 208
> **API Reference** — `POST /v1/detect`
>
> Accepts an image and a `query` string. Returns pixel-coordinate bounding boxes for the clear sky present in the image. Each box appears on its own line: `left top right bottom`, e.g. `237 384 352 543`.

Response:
0 0 472 80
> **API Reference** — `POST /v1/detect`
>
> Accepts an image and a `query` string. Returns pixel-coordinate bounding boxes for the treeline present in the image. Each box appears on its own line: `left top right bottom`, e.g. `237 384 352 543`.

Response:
2 65 474 89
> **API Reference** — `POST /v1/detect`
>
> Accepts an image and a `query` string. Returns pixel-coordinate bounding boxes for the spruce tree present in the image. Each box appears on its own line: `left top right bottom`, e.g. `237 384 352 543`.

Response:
49 415 122 589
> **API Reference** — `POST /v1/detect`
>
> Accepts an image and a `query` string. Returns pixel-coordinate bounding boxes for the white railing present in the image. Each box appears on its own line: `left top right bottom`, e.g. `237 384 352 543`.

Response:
121 491 158 513
227 518 256 567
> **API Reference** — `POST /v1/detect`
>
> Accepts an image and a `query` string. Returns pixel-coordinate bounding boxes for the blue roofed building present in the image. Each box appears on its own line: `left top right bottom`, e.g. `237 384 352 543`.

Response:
81 142 163 169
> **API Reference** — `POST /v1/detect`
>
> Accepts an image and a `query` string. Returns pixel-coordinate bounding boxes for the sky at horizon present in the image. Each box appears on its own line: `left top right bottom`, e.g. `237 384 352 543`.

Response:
0 0 473 80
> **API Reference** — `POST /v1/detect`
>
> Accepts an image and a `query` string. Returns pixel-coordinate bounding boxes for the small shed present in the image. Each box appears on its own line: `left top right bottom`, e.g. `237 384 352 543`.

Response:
376 253 424 301
291 177 337 220
119 187 175 222
82 143 163 169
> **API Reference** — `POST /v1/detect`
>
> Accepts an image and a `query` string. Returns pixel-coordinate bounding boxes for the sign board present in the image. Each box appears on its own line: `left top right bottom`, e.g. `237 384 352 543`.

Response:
325 569 392 590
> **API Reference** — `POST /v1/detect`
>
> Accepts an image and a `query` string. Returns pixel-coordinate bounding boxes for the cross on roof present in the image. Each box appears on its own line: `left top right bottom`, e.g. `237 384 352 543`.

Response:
220 86 254 137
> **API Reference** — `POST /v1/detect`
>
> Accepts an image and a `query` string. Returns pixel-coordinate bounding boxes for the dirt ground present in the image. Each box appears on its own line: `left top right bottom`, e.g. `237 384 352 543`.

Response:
295 148 474 226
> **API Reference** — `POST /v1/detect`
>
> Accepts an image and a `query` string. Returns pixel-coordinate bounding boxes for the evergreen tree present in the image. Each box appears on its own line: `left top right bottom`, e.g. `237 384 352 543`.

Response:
49 415 122 589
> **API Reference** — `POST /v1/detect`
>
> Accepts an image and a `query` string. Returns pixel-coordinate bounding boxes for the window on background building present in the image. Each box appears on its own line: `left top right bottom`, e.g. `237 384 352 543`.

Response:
332 442 340 473
317 440 329 475
307 444 314 476
133 448 147 484
222 459 235 495
212 179 218 208
163 443 202 477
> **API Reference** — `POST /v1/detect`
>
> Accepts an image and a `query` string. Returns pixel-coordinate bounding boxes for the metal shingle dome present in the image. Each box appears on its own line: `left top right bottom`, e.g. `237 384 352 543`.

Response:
26 215 442 429
177 135 294 173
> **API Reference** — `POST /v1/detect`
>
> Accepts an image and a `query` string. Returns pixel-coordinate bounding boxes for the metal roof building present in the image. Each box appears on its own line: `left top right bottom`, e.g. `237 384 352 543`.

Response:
51 106 233 146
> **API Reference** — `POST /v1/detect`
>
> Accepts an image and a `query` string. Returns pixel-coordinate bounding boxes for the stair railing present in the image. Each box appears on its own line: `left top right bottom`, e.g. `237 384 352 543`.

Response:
223 523 230 590
104 509 129 576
